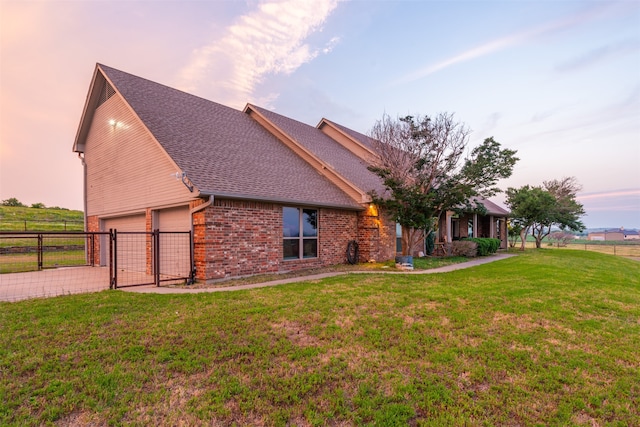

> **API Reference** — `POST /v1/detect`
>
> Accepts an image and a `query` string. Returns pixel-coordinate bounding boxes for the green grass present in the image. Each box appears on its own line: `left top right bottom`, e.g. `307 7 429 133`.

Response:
0 206 83 231
1 250 638 426
0 250 87 274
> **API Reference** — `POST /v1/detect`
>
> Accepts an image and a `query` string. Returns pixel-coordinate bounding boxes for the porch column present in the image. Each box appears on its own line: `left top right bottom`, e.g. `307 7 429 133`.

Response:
473 213 478 238
489 215 495 238
446 211 452 243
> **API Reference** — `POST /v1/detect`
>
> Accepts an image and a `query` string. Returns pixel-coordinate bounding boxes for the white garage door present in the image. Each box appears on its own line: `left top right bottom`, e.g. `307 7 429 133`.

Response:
156 206 191 278
102 214 146 272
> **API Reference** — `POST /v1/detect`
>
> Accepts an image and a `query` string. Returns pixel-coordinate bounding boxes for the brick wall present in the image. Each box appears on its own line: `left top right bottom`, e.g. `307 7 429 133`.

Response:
86 215 101 265
194 199 281 281
304 207 358 268
145 209 153 275
193 199 371 282
356 205 396 262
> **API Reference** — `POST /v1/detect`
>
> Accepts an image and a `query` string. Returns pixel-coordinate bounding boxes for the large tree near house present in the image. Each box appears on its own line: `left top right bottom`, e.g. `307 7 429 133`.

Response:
367 113 519 256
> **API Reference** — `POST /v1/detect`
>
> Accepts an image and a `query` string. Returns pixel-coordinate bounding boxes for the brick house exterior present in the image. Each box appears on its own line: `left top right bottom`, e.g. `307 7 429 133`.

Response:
73 64 506 282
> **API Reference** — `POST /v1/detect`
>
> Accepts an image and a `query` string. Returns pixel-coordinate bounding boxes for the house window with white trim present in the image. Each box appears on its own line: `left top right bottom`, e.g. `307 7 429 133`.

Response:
283 207 318 259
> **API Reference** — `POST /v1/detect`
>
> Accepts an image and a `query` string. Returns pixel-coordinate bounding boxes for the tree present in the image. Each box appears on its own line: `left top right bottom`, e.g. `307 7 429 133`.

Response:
31 202 46 209
1 197 25 207
368 113 519 255
549 230 576 247
507 220 523 249
505 177 585 249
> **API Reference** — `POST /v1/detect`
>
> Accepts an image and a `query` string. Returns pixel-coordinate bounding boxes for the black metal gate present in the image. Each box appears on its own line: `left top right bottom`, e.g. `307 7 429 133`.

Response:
110 229 193 289
0 230 194 300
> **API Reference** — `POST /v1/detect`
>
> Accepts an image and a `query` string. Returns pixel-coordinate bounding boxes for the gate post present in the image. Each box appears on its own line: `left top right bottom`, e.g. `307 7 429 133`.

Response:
110 229 117 289
154 229 160 287
188 230 195 285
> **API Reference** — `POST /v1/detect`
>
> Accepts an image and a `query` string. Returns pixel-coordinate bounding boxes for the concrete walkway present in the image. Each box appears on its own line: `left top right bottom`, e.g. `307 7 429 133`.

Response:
121 253 516 295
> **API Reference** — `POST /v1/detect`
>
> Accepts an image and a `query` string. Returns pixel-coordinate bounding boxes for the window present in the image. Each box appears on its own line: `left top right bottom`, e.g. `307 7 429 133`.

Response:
283 207 318 259
452 218 460 240
396 223 402 253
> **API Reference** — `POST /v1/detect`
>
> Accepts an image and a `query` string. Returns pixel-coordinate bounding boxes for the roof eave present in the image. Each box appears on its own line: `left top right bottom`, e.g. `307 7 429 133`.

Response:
198 190 365 211
72 64 103 153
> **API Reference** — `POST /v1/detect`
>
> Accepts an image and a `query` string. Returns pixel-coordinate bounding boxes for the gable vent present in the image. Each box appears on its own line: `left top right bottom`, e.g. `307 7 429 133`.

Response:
97 80 116 108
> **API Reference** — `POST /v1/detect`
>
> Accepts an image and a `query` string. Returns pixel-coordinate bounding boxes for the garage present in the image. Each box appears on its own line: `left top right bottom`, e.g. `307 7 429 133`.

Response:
101 213 146 272
155 206 192 279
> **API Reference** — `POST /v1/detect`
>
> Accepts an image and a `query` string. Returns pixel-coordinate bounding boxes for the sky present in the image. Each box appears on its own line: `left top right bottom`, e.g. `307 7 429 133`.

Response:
1 0 639 229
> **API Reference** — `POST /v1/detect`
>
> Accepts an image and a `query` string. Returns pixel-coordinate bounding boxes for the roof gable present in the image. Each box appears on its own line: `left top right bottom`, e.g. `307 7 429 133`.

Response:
74 64 361 209
73 67 115 153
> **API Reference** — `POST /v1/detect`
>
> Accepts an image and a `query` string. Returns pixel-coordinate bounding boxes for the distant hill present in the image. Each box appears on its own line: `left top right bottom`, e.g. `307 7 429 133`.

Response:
0 206 84 231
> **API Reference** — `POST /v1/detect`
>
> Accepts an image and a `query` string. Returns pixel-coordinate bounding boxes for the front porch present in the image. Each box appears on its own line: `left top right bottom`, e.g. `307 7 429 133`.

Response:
437 211 508 250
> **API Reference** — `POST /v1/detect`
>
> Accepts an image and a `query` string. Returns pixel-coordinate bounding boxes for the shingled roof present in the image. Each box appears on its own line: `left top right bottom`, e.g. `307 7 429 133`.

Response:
79 64 363 209
473 197 509 216
74 64 507 217
247 105 386 197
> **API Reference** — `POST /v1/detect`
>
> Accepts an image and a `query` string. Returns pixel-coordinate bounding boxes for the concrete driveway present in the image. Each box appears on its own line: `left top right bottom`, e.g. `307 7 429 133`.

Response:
0 266 111 302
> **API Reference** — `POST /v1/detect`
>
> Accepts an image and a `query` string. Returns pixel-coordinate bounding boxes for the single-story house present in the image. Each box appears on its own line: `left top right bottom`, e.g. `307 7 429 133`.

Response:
588 228 639 241
73 64 508 282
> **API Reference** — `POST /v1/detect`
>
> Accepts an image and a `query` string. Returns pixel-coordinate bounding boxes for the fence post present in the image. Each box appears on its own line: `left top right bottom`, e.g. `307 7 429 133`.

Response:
89 233 94 267
37 233 43 270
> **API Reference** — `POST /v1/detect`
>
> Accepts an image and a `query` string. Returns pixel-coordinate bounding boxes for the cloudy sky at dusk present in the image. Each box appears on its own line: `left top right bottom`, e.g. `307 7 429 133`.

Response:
1 0 639 228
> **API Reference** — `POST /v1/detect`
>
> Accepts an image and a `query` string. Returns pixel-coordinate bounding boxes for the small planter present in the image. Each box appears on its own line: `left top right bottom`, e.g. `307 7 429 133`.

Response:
395 255 414 270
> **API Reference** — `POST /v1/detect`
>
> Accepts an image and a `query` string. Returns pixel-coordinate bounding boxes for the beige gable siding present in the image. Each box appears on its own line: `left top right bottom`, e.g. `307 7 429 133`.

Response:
84 93 196 216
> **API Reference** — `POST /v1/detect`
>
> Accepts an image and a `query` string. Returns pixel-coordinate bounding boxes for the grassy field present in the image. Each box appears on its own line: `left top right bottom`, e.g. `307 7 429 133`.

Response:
0 206 83 231
1 206 88 273
0 250 88 274
1 250 638 426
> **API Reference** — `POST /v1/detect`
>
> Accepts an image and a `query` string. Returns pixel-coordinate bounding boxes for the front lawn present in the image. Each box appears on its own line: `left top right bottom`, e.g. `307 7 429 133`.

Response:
1 250 638 426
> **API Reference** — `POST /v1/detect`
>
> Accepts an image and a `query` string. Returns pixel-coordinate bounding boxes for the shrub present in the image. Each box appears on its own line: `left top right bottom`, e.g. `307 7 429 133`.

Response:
451 240 478 257
464 238 501 256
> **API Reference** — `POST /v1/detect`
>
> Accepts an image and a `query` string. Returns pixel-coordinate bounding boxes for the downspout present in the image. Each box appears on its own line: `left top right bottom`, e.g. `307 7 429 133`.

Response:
78 153 87 231
189 195 214 283
78 152 89 265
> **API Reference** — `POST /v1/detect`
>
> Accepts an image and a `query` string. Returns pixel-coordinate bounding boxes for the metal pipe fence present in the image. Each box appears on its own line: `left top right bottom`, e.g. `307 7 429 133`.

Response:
0 220 85 232
510 240 640 257
0 231 105 273
1 230 193 302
